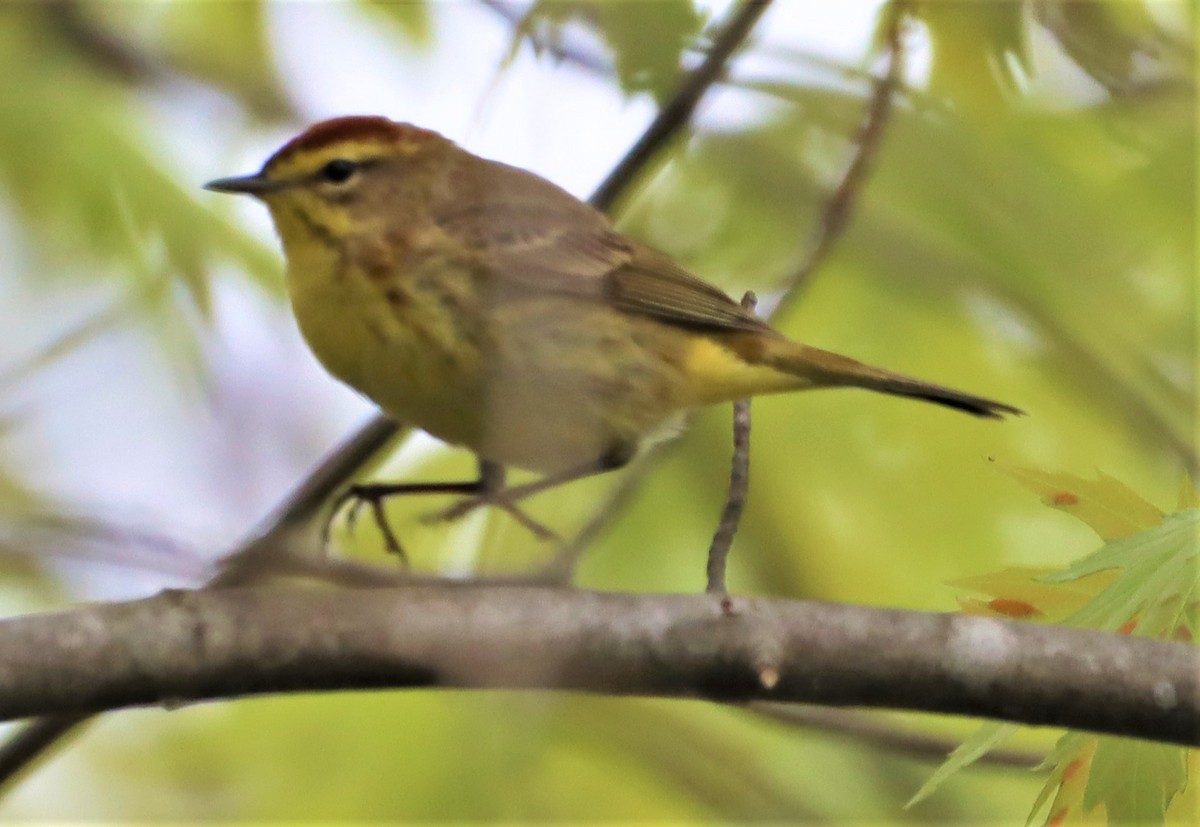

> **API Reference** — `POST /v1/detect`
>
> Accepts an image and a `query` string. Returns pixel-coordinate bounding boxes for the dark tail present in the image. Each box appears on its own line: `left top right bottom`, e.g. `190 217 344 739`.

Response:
763 339 1024 419
854 373 1024 418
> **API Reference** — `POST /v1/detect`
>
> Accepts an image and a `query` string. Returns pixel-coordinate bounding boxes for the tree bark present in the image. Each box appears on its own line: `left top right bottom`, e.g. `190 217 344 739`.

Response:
0 584 1195 746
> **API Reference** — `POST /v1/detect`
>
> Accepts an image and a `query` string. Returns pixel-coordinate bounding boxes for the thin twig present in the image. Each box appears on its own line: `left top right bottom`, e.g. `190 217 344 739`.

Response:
754 1 1197 474
479 0 925 113
44 0 300 122
209 415 406 588
771 0 909 315
549 1 902 581
706 291 758 595
540 461 651 583
0 513 207 581
0 715 87 789
591 0 774 213
43 0 161 84
541 1 778 583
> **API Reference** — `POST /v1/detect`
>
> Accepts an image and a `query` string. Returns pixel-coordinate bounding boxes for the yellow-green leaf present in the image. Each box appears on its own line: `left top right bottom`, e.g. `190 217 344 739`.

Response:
1083 738 1187 823
906 723 1019 808
995 462 1165 539
518 0 704 101
953 566 1119 623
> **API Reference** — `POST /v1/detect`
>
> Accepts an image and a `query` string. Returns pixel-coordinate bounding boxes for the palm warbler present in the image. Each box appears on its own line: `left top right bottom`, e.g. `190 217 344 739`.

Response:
207 116 1019 537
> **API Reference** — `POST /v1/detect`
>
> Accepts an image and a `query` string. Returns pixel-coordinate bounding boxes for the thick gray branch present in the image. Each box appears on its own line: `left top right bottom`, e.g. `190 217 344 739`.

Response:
0 586 1195 745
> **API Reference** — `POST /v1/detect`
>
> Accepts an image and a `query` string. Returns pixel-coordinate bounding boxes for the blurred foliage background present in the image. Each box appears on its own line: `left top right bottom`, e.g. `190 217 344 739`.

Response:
0 0 1193 821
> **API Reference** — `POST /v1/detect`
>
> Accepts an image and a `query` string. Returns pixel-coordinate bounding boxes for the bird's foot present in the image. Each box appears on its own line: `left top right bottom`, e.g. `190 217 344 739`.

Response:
325 484 409 564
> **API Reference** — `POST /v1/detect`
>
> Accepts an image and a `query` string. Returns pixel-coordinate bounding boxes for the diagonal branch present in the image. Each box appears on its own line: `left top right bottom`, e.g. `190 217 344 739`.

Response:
0 586 1195 747
590 0 774 212
771 0 909 315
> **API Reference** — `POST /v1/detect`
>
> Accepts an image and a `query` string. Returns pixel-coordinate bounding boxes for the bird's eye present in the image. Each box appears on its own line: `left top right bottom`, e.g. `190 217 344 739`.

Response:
319 159 357 184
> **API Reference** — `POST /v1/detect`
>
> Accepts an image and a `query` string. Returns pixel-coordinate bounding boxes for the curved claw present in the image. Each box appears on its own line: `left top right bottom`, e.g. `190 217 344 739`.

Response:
324 485 410 565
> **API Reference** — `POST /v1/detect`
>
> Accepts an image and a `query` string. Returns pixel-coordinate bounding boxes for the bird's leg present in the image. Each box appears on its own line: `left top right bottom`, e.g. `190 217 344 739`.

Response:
430 446 635 530
327 460 550 562
429 460 559 541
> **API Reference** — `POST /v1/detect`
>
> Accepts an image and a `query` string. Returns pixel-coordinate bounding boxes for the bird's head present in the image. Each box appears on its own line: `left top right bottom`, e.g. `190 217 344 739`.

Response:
206 116 454 249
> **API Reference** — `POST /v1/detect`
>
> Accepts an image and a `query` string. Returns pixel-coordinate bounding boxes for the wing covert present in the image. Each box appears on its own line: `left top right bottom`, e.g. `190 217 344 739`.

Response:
435 155 765 332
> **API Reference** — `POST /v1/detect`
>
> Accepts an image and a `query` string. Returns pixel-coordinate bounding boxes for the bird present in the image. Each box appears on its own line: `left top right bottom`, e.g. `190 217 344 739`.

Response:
206 116 1020 552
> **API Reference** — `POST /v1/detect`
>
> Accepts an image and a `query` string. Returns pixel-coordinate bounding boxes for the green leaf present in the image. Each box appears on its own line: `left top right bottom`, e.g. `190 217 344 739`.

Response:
1136 584 1197 645
1083 737 1187 823
914 0 1033 111
952 566 1118 623
1034 0 1191 95
940 491 1196 818
1026 732 1093 826
994 462 1165 540
365 0 432 46
1041 510 1196 583
519 0 704 101
1040 510 1198 635
906 723 1019 808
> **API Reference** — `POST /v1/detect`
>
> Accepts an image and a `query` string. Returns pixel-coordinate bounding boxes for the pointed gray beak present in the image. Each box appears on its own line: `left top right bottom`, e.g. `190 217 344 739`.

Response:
204 174 283 196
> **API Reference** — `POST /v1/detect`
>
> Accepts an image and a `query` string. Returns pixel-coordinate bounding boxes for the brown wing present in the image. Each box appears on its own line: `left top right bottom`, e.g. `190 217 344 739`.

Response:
435 155 767 332
606 242 768 331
